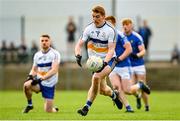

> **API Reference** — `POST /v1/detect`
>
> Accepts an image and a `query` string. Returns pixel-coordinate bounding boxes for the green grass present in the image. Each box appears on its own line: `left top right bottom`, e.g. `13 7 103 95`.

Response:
0 90 180 120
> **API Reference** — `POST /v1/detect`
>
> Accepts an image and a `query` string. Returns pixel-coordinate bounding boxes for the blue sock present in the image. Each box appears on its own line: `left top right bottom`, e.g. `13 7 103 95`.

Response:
138 82 143 89
28 99 32 106
85 100 92 109
126 105 132 110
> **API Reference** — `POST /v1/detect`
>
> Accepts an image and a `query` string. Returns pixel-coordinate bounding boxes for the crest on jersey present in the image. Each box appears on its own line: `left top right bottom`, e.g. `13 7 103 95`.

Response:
43 56 47 61
39 55 47 61
130 40 133 43
102 32 106 38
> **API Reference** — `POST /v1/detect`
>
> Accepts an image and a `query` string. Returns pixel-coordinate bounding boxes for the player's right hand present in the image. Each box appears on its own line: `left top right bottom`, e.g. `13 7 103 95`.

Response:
31 78 42 86
25 75 33 82
131 53 139 59
115 57 121 63
96 61 108 73
75 54 82 67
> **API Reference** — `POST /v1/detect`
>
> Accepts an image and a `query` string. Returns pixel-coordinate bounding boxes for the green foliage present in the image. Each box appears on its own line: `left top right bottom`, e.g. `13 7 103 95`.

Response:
0 91 180 120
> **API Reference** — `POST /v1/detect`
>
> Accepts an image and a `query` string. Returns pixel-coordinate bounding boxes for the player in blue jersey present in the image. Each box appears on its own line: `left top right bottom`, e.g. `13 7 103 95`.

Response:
23 34 61 113
75 6 122 116
122 18 150 111
106 16 150 112
105 16 133 112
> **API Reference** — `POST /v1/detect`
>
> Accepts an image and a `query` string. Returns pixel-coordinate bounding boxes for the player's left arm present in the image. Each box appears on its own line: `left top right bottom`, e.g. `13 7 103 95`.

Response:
41 53 60 80
137 44 146 57
104 42 116 63
136 35 146 58
118 41 132 61
104 28 116 63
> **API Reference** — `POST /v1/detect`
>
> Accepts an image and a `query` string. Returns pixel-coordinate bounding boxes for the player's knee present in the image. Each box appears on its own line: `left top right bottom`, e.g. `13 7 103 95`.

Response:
99 87 106 95
124 87 132 94
92 75 101 84
113 85 119 90
23 81 31 89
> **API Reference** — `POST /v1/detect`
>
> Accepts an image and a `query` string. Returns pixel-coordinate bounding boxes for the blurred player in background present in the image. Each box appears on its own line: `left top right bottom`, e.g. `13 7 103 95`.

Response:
105 16 133 112
75 5 122 116
106 16 150 112
23 34 61 113
122 18 150 111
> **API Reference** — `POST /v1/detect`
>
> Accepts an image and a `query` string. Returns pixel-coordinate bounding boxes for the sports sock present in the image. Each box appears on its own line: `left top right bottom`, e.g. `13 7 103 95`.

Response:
85 100 92 109
126 105 132 110
138 82 142 89
145 105 149 110
28 99 33 106
110 91 116 100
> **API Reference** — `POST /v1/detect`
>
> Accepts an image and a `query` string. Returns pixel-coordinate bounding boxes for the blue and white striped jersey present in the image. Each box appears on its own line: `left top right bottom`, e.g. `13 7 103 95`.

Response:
33 47 61 87
80 22 116 60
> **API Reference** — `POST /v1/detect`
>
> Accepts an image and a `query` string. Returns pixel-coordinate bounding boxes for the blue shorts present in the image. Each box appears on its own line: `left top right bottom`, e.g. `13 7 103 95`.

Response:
108 57 117 70
94 57 117 74
39 82 55 99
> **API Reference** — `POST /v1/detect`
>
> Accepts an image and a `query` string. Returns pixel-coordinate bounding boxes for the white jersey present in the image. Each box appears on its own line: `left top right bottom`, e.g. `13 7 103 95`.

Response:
81 22 116 60
33 47 61 87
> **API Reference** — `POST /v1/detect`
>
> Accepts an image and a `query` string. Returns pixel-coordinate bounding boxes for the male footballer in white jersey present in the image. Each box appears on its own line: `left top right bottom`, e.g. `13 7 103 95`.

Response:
23 34 61 113
75 5 122 116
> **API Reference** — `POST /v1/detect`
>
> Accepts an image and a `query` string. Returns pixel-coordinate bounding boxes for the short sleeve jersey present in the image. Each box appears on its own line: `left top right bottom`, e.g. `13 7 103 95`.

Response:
81 22 116 60
115 30 131 67
33 48 61 87
126 31 144 66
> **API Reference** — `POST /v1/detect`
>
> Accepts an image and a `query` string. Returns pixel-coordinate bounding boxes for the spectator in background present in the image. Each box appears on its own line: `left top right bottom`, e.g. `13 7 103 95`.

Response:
171 44 180 65
30 41 38 59
0 40 8 64
8 42 17 63
66 16 77 57
18 41 28 64
138 20 152 62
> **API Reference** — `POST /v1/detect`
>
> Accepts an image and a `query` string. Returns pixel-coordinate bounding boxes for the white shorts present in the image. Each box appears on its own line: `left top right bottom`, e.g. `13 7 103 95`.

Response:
109 66 132 80
132 65 146 75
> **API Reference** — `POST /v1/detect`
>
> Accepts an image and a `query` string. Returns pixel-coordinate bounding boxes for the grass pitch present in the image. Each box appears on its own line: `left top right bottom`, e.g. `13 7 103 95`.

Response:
0 90 180 120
